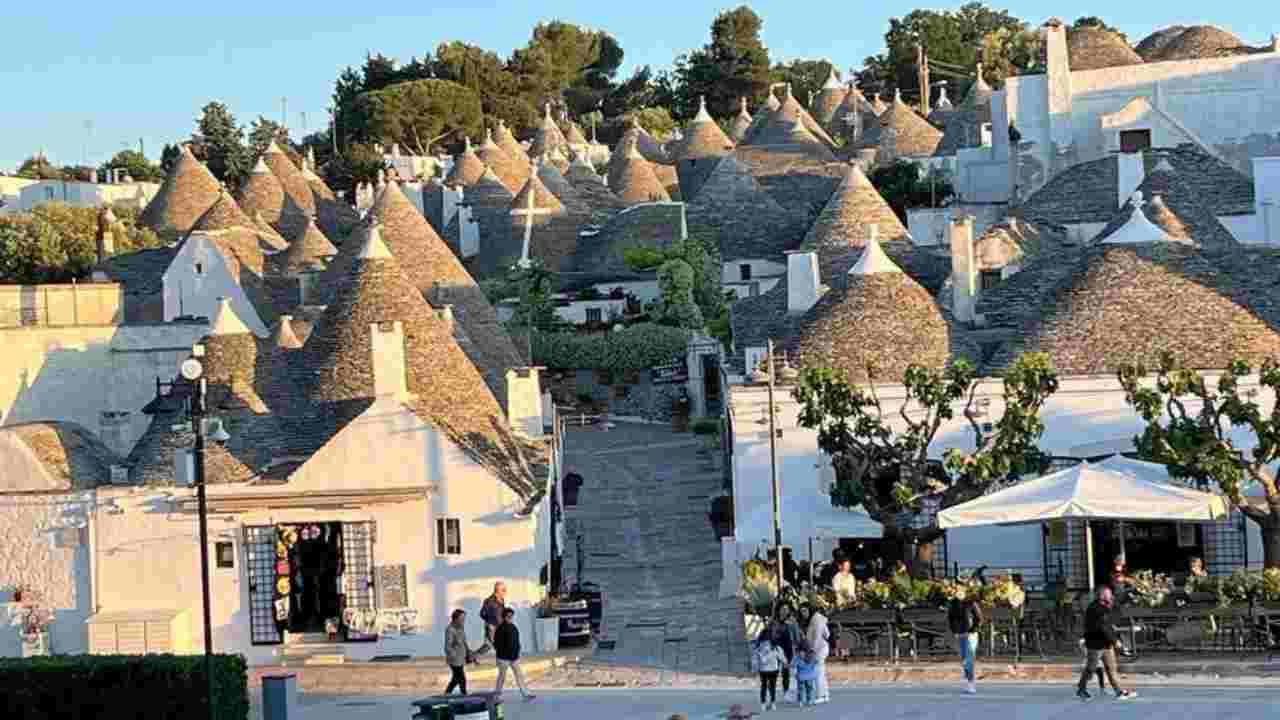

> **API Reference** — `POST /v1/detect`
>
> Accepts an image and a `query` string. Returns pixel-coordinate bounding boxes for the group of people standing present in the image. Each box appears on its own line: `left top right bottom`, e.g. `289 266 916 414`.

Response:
443 581 537 702
751 605 831 709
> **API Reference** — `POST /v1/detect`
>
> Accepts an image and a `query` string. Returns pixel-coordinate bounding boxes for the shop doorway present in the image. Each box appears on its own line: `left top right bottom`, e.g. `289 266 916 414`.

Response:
1091 521 1201 585
282 523 344 633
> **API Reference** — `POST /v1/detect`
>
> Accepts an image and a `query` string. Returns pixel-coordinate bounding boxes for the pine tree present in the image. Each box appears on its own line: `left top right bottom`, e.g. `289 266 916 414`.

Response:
673 6 771 119
195 102 248 187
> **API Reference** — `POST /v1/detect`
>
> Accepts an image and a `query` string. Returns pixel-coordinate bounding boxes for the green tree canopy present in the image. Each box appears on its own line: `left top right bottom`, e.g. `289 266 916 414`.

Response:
860 2 1025 100
99 150 163 182
0 204 162 284
356 79 484 155
794 353 1059 575
1118 354 1280 568
16 155 64 180
510 21 624 115
246 117 294 163
656 258 705 330
673 6 772 120
193 101 248 187
869 160 954 222
1072 16 1126 42
432 41 537 133
770 60 836 111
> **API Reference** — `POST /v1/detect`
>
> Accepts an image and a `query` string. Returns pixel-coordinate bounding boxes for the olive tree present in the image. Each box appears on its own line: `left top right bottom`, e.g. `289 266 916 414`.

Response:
794 353 1059 575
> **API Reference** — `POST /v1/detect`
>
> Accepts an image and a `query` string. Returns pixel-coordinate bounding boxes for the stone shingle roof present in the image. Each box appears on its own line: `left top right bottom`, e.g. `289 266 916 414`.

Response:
609 139 671 205
686 154 796 262
446 138 488 187
873 92 944 158
262 141 318 238
616 117 670 164
801 164 910 277
565 151 605 189
530 105 569 159
986 241 1280 374
0 421 123 492
749 88 839 152
302 225 536 497
791 240 951 382
364 182 525 398
477 128 531 194
567 203 685 277
235 157 298 236
188 192 278 326
1092 161 1239 251
813 70 849 132
279 215 338 274
563 120 589 146
495 120 531 164
1067 26 1144 71
1137 25 1262 63
93 246 177 297
139 145 222 238
537 156 582 205
1018 146 1255 229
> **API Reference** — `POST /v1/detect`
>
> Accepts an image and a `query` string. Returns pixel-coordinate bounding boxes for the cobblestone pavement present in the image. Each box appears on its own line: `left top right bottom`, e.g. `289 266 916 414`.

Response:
561 422 746 673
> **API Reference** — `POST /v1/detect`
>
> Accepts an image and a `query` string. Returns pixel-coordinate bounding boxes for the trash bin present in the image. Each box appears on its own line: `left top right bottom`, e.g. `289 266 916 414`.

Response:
411 693 503 720
553 598 592 647
261 674 297 720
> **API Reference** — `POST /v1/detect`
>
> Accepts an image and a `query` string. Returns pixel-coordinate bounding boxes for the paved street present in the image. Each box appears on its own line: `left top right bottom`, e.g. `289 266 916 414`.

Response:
281 684 1280 720
561 422 746 672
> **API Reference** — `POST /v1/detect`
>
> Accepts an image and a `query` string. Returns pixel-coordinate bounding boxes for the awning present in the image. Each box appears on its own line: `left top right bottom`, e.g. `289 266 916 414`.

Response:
938 462 1229 529
1099 454 1272 515
738 495 882 549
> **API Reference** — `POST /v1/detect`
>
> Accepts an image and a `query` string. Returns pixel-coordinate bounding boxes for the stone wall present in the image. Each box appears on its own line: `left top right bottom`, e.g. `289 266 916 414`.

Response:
545 369 686 423
0 284 123 328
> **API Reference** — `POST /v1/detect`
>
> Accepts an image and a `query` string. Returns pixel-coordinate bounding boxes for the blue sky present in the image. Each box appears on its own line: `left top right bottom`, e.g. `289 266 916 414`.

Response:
2 3 1273 171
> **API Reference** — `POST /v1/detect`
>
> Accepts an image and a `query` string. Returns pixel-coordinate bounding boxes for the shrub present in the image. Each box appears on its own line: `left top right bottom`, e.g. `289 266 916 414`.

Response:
532 323 691 372
0 653 249 720
690 418 720 436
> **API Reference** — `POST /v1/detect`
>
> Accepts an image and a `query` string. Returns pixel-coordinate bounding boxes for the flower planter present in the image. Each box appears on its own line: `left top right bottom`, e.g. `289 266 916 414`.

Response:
21 630 49 658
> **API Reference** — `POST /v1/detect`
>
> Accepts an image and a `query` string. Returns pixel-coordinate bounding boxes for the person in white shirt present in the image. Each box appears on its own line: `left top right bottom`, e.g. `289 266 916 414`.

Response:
831 558 858 608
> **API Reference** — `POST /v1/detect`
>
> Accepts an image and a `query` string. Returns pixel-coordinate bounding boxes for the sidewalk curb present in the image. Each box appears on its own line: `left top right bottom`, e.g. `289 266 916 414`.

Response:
427 656 574 686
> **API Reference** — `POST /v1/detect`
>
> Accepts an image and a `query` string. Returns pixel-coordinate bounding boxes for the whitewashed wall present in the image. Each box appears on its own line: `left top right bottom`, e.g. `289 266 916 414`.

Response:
162 236 267 337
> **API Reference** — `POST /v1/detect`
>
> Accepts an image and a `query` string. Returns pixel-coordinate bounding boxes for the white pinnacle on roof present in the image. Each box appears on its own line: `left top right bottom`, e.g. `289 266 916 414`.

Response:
358 223 394 260
694 96 714 123
894 88 904 104
251 156 270 174
739 97 750 117
1153 158 1176 173
266 139 286 155
464 136 473 153
210 296 254 336
822 68 842 90
848 234 903 275
544 103 553 121
936 86 952 110
1100 192 1180 245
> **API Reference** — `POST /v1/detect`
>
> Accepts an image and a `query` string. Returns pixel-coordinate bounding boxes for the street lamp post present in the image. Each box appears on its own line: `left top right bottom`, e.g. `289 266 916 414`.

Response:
179 354 215 720
765 339 784 607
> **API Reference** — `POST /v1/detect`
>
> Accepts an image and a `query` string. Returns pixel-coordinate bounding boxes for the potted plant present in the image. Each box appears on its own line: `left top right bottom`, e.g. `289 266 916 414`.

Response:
10 592 55 658
739 559 777 640
534 597 560 653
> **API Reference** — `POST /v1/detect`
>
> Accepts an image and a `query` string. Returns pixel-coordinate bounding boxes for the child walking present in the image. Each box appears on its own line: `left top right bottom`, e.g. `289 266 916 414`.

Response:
793 650 818 706
751 634 787 711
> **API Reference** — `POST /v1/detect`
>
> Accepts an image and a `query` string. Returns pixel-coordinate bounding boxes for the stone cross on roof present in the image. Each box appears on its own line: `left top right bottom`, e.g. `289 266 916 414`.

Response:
510 183 554 268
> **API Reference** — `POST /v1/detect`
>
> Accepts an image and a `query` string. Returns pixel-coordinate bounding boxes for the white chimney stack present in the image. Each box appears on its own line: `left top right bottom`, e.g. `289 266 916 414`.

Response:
785 251 821 315
1117 152 1145 211
370 321 409 400
505 367 544 440
949 216 978 323
459 205 480 258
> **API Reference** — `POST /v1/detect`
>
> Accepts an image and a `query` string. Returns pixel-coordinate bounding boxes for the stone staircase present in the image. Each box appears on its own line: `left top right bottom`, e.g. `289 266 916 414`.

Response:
279 631 348 665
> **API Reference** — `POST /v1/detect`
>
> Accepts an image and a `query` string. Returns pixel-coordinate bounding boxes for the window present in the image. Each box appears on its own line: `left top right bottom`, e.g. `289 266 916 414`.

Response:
979 269 1003 291
215 541 235 568
436 518 462 556
585 307 603 325
739 264 753 281
1120 129 1151 154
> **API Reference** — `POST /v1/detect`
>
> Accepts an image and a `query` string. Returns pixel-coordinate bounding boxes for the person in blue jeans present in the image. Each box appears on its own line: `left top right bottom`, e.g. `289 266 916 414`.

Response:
948 589 984 695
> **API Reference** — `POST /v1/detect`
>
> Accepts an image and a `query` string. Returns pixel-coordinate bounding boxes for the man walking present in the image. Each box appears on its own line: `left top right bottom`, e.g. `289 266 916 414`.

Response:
480 582 507 653
1077 586 1136 700
494 608 536 701
444 609 476 695
947 585 983 695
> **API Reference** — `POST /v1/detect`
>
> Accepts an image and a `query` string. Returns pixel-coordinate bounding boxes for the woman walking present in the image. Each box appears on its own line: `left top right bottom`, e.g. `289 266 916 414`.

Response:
805 606 831 705
947 587 983 694
444 609 476 695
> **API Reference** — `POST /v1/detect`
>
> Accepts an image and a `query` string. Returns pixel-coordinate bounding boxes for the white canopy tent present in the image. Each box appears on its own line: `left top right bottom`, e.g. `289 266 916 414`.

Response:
1099 455 1272 514
938 462 1229 588
738 495 882 551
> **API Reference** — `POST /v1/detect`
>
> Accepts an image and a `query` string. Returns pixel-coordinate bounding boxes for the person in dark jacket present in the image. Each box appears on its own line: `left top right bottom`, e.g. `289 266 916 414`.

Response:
480 582 507 651
493 608 535 701
762 609 796 702
1076 587 1136 700
947 588 984 694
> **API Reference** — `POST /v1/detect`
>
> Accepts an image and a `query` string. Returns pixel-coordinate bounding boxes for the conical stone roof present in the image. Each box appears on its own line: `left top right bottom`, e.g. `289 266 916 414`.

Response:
793 238 950 382
687 154 793 261
250 210 289 252
565 151 604 188
271 315 303 349
368 182 525 397
609 139 671 204
1067 26 1145 71
530 104 569 159
535 157 579 204
494 121 530 164
477 128 530 194
804 164 911 277
813 69 850 131
139 145 223 238
302 224 533 493
234 156 294 231
988 240 1280 374
875 91 944 158
262 141 317 238
1093 160 1238 251
673 97 735 161
616 117 669 164
446 137 488 187
511 173 566 215
280 215 339 274
563 120 589 145
870 95 888 115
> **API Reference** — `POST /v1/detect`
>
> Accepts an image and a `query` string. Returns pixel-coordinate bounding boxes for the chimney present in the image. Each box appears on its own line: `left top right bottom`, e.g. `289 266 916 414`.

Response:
96 207 118 263
1043 20 1074 151
505 367 545 440
370 321 409 399
785 251 821 315
98 410 132 460
1117 152 1145 209
949 216 978 323
442 184 463 227
458 205 480 258
436 304 455 331
1253 156 1280 245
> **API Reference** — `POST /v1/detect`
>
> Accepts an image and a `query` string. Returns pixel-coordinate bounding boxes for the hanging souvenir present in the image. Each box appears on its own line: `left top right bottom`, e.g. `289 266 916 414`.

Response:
279 526 298 548
275 541 287 559
276 577 291 595
274 598 289 622
276 560 290 576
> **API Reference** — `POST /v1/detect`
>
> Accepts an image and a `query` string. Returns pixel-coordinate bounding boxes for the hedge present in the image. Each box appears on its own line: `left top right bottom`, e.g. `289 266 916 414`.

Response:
0 653 249 720
532 322 692 372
